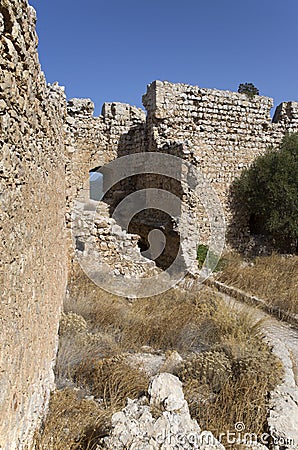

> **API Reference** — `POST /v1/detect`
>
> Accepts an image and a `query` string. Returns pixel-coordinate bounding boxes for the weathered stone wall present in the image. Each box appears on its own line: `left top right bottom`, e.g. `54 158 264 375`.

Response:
142 80 298 251
1 1 298 444
143 80 298 197
68 81 298 271
0 1 67 448
65 99 146 209
65 99 147 268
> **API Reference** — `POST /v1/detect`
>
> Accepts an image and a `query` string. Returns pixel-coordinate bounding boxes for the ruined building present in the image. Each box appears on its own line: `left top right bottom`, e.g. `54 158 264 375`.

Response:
1 0 298 448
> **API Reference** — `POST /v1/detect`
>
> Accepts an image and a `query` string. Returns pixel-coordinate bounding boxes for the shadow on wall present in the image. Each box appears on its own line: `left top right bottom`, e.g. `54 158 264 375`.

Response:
95 126 186 271
226 175 281 257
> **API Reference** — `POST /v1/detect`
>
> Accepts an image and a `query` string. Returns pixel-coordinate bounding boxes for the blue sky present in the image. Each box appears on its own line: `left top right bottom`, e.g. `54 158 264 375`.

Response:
29 0 298 116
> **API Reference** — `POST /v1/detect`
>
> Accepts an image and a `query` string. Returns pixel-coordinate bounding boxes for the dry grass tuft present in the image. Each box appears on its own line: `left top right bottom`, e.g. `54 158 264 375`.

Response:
189 372 269 439
35 388 113 450
179 334 283 440
179 351 232 392
55 312 120 384
75 356 149 410
64 271 128 322
218 253 298 315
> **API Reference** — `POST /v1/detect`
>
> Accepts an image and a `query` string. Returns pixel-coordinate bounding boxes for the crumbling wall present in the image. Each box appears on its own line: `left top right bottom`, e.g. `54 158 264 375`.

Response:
65 99 147 268
0 1 67 448
142 80 298 249
2 0 298 446
142 80 298 200
66 78 298 273
68 81 298 271
65 99 146 209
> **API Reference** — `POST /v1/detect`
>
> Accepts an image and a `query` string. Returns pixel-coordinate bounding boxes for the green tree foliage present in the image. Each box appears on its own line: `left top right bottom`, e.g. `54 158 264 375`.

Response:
231 133 298 252
238 82 259 98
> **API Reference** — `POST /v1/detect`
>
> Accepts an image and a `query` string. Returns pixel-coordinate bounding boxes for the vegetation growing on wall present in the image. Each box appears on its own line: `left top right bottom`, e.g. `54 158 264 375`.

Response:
238 82 260 98
197 244 226 272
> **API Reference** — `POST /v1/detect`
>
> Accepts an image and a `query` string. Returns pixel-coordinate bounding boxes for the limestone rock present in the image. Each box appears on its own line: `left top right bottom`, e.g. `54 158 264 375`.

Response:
160 350 183 374
126 353 166 377
149 373 186 412
67 98 95 117
103 373 224 449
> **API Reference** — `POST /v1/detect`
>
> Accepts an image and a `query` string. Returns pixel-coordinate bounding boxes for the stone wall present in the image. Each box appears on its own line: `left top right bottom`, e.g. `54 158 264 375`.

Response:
65 99 146 209
142 80 298 251
67 80 298 271
0 1 67 448
142 80 298 199
65 98 147 269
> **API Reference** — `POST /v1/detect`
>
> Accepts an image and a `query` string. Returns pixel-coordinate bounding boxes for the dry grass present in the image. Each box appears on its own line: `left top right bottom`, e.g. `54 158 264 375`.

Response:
35 388 113 450
75 357 149 410
55 311 120 384
180 339 283 440
218 253 298 315
65 270 237 353
186 373 270 445
37 267 284 448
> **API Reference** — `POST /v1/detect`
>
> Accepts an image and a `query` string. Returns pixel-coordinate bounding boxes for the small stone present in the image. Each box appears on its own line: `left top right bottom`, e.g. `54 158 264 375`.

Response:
161 350 183 373
0 99 7 112
66 116 76 126
67 98 94 116
95 219 109 228
111 224 123 235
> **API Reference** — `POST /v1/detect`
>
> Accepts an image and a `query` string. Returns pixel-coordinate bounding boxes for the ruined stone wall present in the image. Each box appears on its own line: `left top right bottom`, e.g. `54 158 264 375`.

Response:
65 99 146 208
142 80 298 251
68 81 298 270
2 0 298 446
65 99 146 267
0 1 67 448
142 80 298 198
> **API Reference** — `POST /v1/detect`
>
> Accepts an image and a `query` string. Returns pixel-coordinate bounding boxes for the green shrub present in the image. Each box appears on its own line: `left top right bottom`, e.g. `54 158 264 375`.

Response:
231 133 298 252
238 82 259 98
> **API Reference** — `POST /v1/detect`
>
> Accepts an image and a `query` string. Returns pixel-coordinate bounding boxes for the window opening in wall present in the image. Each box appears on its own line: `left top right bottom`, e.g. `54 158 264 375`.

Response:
89 169 103 201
